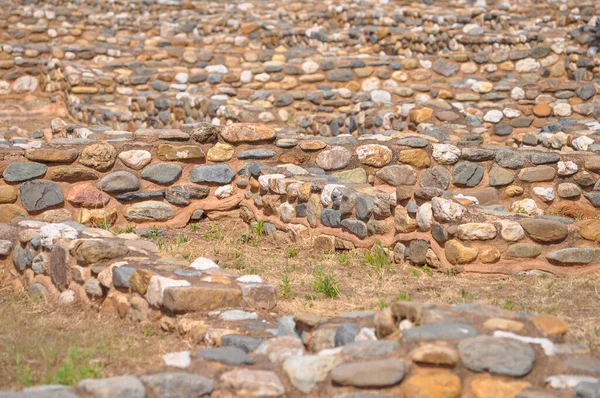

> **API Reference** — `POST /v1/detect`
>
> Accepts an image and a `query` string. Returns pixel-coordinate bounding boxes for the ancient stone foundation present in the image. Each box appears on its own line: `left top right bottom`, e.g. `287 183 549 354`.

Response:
1 121 600 276
1 0 600 395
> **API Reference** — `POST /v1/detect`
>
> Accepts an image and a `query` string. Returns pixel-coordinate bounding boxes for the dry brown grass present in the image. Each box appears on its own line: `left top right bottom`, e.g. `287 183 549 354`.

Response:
155 219 600 350
0 291 184 390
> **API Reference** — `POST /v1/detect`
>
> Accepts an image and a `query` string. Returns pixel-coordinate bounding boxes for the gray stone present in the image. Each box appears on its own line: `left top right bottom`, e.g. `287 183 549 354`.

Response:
141 372 215 398
189 165 235 184
141 163 183 185
547 248 597 265
222 335 263 352
433 59 459 77
584 192 600 207
20 181 64 212
574 382 600 398
97 171 140 192
28 283 49 302
78 376 145 398
494 124 513 136
519 219 568 243
341 219 367 238
420 166 450 189
495 150 524 169
576 86 596 101
198 347 253 366
327 69 354 82
452 162 483 187
565 355 600 374
460 148 495 161
409 240 429 265
283 355 342 394
355 195 374 221
12 244 32 271
375 165 417 186
113 266 136 288
3 162 47 182
321 209 341 227
237 149 276 159
458 336 536 377
341 341 400 359
396 137 429 148
488 166 515 186
530 152 560 165
331 360 405 388
404 323 477 342
505 243 542 258
334 323 360 347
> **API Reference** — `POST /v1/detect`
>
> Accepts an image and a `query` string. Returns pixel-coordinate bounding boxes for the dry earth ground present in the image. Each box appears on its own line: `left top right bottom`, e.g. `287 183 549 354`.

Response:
1 218 599 389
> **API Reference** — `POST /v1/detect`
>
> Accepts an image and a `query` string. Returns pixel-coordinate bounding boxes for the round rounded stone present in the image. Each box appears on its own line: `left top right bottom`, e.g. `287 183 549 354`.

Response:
400 370 461 398
458 336 535 377
316 147 351 171
141 163 183 185
331 360 405 388
67 183 111 208
118 150 152 170
97 171 141 193
3 162 47 182
79 143 117 171
519 219 568 243
533 103 552 117
355 144 392 168
125 201 176 222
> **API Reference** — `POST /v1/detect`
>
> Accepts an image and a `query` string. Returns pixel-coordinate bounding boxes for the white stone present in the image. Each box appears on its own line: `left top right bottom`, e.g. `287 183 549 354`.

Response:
456 223 497 240
499 220 525 241
255 73 270 82
240 70 253 83
533 187 555 202
118 150 152 170
258 174 286 192
361 77 380 92
553 103 572 117
162 351 191 369
220 309 258 321
557 160 578 176
431 197 465 222
572 136 595 151
432 144 460 164
515 58 540 73
11 76 38 93
511 198 542 216
174 73 189 84
40 224 79 250
545 375 598 390
146 276 190 307
493 331 556 356
215 184 233 199
0 240 12 256
471 81 493 93
205 65 228 74
236 275 263 283
502 108 520 118
58 290 76 307
355 328 377 341
321 184 345 207
511 86 525 100
416 203 433 232
302 61 319 74
370 90 391 103
190 257 220 270
483 110 503 123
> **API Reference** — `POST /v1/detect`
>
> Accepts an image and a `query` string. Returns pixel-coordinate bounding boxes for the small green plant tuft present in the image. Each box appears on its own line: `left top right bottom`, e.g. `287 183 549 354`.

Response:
50 347 103 386
337 252 350 266
16 354 34 388
313 267 340 298
460 288 476 302
281 274 293 299
203 223 225 240
395 292 412 302
502 299 516 311
286 247 298 258
189 223 200 232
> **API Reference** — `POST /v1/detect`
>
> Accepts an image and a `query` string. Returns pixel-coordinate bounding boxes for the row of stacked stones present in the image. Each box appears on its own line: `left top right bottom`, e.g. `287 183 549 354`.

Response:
0 121 599 273
0 0 598 138
2 242 600 398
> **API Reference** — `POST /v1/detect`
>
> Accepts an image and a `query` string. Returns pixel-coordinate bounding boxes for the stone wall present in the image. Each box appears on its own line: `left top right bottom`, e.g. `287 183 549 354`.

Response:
1 121 599 276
